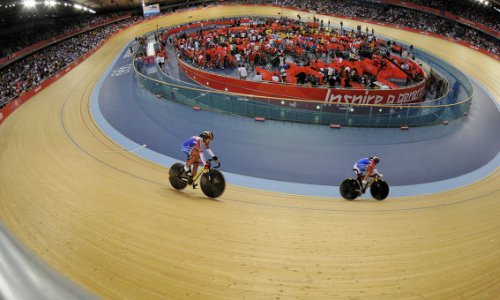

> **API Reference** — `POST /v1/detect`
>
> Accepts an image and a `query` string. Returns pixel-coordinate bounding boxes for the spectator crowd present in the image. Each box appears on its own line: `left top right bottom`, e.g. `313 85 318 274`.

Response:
0 16 140 108
241 0 499 54
0 13 127 59
173 17 425 90
404 0 500 31
0 0 498 108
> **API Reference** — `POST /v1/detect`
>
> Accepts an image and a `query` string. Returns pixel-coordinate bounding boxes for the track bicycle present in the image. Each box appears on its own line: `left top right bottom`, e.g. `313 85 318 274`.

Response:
340 173 389 201
169 159 226 198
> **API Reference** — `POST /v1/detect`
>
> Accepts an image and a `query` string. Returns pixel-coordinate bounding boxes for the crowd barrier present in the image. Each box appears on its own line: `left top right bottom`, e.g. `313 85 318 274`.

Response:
137 66 471 127
178 59 428 105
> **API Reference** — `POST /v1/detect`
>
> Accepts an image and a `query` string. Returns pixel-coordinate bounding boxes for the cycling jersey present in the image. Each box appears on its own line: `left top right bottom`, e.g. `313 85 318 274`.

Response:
181 136 214 165
354 158 374 172
181 136 204 153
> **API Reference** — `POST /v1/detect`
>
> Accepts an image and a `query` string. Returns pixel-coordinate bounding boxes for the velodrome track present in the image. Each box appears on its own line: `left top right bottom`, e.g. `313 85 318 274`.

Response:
1 5 499 299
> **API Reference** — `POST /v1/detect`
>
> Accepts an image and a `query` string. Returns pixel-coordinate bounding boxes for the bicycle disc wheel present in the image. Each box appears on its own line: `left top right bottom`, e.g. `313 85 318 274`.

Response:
370 180 389 200
169 163 188 190
200 169 226 198
340 178 361 200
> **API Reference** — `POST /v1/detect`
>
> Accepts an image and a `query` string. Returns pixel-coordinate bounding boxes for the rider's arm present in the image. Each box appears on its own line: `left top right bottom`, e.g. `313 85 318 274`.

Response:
199 151 207 165
206 147 215 158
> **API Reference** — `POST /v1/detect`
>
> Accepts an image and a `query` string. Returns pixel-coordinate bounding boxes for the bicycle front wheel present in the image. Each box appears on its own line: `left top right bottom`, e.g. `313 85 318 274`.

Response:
200 169 226 198
370 180 389 200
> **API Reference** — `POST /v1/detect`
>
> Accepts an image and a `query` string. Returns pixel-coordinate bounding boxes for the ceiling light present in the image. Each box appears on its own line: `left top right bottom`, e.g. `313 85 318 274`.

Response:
74 3 82 9
23 0 37 8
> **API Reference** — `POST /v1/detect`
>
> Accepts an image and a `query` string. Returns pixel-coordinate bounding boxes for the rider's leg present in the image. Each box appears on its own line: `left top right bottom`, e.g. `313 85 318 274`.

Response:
185 149 200 188
188 148 200 177
353 167 363 188
183 150 192 174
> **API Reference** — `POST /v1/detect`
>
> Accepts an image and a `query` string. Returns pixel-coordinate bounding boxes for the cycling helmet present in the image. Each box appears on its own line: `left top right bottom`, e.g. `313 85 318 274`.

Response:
371 156 380 164
200 130 214 140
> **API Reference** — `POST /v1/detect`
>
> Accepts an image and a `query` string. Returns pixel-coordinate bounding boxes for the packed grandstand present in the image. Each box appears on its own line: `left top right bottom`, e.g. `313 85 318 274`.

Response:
0 0 499 109
172 17 426 90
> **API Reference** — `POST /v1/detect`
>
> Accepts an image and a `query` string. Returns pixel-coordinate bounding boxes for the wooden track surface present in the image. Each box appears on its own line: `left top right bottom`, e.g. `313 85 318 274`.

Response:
1 6 499 299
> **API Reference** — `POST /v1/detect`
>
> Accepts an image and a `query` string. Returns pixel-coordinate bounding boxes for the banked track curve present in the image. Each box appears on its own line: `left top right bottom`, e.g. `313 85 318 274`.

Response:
0 5 499 299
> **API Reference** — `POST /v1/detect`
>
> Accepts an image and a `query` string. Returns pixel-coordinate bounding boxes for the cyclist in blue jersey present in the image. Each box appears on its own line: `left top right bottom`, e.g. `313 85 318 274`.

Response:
353 156 382 192
180 130 218 188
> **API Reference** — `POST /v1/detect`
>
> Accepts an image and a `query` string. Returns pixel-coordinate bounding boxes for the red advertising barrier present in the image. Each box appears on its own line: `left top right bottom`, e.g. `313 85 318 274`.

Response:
178 59 426 105
0 14 132 68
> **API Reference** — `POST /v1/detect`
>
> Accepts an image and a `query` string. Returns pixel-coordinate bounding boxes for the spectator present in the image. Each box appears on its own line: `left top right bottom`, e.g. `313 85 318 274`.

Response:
238 64 248 79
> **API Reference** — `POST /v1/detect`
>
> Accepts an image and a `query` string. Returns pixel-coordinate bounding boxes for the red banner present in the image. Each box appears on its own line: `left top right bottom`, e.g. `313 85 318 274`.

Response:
178 59 426 105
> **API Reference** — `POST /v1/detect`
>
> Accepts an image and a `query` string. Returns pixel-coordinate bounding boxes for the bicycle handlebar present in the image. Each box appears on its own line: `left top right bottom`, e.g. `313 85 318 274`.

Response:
195 158 221 169
206 158 221 169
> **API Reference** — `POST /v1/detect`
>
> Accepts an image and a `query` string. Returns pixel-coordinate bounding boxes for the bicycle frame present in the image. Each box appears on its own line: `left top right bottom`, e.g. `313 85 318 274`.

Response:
192 164 210 183
365 176 379 188
356 174 380 192
191 159 220 183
